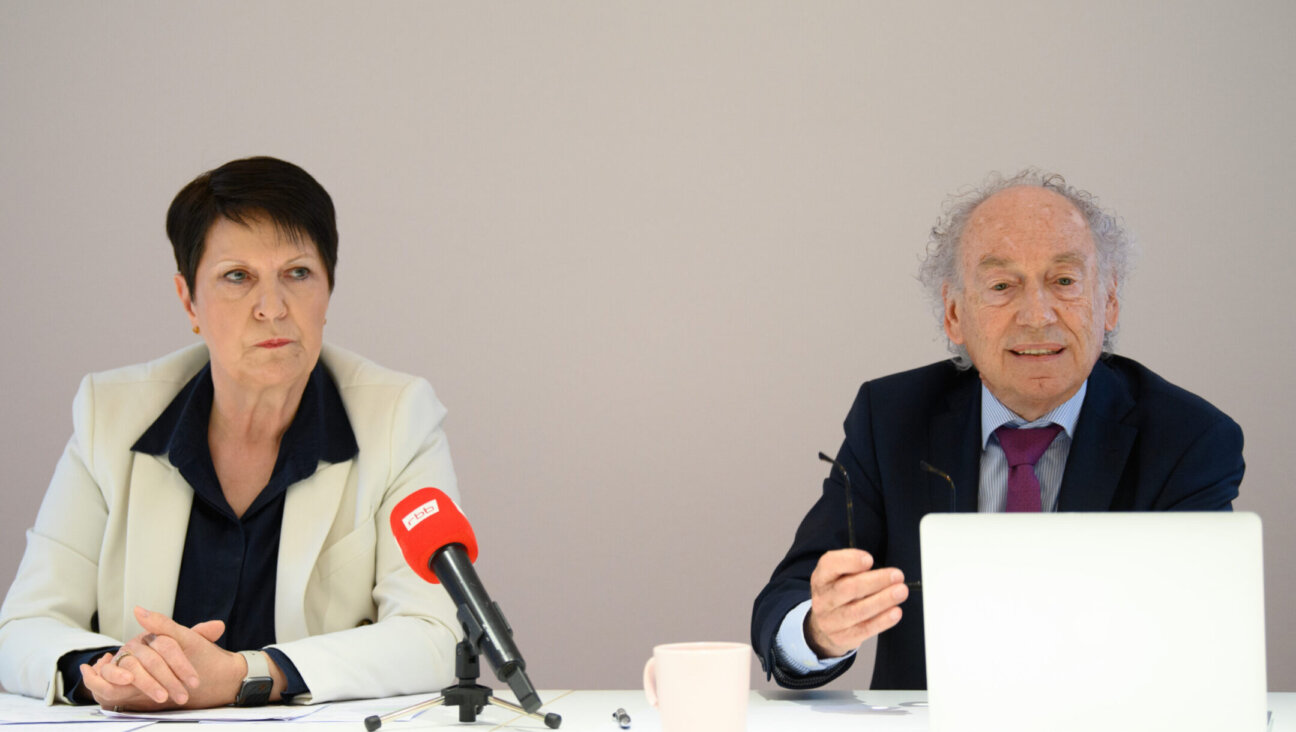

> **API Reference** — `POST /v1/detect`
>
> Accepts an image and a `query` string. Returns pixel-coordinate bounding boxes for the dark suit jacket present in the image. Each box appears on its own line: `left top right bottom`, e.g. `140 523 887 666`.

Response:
750 355 1244 690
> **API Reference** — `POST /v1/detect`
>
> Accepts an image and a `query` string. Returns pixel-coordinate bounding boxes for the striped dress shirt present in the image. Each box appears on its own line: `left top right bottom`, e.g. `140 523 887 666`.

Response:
979 381 1086 513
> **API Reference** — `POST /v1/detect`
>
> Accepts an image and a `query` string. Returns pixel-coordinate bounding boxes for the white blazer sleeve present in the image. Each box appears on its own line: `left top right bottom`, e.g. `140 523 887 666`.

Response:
0 375 125 703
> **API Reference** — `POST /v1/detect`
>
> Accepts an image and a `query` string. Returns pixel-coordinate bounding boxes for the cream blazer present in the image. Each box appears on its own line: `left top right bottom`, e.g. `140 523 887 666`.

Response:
0 343 462 703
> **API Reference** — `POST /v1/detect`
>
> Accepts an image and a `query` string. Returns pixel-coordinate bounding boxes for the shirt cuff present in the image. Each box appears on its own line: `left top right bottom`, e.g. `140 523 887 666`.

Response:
263 648 308 701
773 599 856 674
57 646 119 704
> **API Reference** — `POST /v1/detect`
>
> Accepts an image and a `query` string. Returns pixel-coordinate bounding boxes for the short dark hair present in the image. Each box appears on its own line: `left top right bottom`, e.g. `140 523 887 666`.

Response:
166 156 338 298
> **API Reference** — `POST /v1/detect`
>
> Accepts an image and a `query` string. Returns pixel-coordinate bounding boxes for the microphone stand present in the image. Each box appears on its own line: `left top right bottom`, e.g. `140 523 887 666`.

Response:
363 638 561 730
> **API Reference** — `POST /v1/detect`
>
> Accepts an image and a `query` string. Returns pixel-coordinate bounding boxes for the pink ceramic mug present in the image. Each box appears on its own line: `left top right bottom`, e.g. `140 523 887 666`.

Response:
643 642 751 732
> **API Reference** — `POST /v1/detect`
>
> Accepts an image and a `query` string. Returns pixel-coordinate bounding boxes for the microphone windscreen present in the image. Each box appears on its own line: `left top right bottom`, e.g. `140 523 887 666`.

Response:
389 487 479 584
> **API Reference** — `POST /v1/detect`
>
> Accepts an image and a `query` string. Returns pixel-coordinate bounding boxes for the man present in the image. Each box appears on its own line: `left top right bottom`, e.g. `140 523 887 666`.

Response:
751 170 1244 690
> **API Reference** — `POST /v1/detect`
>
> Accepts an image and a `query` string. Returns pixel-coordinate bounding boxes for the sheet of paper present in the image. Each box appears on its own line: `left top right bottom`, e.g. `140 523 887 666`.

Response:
0 694 136 724
11 724 153 732
98 705 321 722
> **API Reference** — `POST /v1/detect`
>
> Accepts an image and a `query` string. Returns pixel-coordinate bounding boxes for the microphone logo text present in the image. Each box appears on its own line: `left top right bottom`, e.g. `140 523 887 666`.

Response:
401 499 440 531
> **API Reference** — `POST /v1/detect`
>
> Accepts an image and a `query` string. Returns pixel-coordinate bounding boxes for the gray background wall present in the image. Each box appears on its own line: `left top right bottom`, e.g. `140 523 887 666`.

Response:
2 1 1293 692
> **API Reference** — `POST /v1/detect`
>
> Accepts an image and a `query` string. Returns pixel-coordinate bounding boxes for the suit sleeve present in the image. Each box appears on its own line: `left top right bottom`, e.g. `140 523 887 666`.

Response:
267 377 461 703
1157 414 1244 511
751 382 888 688
0 375 125 703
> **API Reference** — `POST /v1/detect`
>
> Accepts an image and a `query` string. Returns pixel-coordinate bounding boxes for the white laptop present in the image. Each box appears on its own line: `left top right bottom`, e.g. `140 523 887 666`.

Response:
920 512 1268 732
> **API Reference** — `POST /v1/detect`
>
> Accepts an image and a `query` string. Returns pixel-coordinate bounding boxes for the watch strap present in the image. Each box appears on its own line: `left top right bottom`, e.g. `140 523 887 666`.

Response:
240 650 270 680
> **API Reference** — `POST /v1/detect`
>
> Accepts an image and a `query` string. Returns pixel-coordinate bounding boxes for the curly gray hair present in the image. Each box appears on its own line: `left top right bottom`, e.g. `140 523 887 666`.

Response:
917 169 1135 369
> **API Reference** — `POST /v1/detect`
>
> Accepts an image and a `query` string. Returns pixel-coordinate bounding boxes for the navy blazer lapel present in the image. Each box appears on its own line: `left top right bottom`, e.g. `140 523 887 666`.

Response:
1058 358 1138 511
926 372 982 513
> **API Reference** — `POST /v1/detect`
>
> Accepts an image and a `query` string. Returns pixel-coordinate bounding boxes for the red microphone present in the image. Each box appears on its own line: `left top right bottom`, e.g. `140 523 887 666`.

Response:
390 488 478 584
388 488 543 717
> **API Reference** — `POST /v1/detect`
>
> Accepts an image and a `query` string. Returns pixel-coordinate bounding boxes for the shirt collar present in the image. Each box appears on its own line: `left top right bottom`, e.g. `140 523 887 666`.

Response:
132 359 359 476
980 379 1087 449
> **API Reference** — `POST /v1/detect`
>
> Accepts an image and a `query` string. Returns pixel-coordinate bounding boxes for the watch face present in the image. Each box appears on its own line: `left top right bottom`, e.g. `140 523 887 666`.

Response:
235 677 274 707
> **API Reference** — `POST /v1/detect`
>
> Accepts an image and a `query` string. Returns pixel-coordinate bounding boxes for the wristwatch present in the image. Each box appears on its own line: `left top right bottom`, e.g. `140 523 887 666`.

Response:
235 650 274 707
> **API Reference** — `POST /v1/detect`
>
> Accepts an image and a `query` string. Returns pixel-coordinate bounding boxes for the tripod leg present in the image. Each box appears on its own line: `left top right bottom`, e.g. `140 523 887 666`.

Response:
485 696 562 729
363 696 446 731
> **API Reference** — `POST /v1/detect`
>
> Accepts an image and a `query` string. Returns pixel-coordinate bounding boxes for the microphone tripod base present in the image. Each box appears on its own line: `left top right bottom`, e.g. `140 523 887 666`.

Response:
361 683 560 730
361 641 561 730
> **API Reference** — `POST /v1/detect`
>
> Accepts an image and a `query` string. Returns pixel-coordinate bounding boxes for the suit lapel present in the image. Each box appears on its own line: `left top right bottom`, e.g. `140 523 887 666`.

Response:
122 455 193 636
1058 359 1138 511
276 460 351 641
927 374 982 513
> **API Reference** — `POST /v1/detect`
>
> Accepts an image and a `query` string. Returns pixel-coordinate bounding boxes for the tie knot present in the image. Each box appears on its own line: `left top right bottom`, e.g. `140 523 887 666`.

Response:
995 424 1063 468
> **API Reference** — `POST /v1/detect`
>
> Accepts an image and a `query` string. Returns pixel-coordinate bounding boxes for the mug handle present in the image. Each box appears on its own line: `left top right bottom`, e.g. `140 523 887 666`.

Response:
643 656 659 708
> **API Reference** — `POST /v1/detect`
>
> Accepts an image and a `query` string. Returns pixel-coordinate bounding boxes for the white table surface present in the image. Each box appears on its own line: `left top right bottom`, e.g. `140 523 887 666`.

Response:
493 690 1296 732
3 690 1292 731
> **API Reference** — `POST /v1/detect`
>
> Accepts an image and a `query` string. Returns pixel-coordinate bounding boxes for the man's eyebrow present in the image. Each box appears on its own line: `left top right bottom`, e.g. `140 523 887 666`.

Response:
1052 251 1088 266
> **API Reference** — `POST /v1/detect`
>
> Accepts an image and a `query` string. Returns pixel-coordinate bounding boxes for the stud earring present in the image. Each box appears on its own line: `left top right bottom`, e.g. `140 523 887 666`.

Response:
192 326 200 334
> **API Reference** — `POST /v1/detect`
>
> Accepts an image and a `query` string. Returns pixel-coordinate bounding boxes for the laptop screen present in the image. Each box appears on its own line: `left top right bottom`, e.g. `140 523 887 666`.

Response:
920 512 1267 732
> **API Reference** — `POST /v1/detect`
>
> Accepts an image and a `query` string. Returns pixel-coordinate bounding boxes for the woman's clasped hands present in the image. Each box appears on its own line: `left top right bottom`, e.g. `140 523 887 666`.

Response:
78 606 245 710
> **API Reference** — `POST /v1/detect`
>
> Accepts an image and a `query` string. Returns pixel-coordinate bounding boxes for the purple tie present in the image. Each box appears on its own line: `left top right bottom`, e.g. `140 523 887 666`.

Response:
995 424 1063 512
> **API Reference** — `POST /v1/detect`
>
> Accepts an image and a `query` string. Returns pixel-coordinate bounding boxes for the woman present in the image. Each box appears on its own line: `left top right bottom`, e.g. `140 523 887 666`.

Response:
0 157 461 708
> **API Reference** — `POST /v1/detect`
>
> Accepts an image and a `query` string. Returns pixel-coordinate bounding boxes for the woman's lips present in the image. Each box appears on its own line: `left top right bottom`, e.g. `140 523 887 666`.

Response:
256 338 292 349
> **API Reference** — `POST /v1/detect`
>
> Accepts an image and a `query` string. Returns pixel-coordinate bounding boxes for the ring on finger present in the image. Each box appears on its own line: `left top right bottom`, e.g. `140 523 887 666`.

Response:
112 649 133 666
